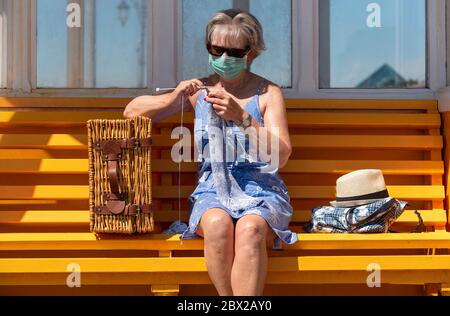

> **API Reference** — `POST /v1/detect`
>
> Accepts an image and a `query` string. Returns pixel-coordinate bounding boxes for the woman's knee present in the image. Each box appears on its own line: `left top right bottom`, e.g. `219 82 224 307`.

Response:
235 215 269 248
198 208 234 241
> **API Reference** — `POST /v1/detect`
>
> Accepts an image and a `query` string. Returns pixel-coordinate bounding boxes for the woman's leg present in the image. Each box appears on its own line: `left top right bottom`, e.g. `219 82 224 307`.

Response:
231 215 276 296
196 208 235 296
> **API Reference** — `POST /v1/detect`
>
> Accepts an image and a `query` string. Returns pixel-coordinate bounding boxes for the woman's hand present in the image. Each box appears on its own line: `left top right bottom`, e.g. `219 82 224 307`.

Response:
173 79 206 98
205 89 245 124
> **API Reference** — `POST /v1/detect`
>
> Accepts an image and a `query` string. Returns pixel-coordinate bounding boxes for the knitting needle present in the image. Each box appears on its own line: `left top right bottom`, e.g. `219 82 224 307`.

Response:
155 86 213 93
155 87 175 92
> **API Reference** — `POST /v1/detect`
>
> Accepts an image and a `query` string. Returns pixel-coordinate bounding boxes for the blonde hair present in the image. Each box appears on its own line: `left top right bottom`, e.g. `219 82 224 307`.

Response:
206 8 266 58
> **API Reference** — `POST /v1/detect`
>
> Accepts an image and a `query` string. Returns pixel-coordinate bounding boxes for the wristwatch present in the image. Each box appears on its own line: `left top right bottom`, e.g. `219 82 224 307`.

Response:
237 112 252 129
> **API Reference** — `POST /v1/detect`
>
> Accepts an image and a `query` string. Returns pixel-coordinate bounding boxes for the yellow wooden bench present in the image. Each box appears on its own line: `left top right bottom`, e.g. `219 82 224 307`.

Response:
1 98 450 296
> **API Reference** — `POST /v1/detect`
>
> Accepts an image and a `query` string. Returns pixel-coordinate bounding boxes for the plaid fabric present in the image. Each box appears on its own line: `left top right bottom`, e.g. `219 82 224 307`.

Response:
303 197 408 233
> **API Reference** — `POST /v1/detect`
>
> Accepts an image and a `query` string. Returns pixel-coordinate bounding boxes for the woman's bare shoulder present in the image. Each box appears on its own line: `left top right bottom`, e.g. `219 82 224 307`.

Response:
256 76 281 95
253 75 284 114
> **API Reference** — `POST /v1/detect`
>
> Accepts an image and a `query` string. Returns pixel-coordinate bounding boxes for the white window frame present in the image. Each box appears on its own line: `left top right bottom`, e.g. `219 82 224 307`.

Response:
0 0 7 89
447 0 450 86
437 0 450 111
0 0 446 99
7 0 32 94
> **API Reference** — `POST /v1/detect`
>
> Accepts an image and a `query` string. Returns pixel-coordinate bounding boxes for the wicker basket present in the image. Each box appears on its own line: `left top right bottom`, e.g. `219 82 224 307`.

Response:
87 116 153 234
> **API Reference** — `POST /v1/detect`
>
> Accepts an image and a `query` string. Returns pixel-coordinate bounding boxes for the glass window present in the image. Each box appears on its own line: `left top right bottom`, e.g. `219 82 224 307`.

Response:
37 0 148 88
319 0 426 89
0 0 7 88
249 0 292 88
182 0 292 88
37 0 67 88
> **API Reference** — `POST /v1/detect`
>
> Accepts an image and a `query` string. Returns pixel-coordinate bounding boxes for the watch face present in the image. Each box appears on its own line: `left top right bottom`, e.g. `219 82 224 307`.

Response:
243 117 251 128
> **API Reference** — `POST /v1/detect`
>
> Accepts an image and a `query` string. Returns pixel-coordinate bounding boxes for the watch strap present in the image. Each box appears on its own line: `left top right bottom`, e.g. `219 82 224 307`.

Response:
238 112 252 128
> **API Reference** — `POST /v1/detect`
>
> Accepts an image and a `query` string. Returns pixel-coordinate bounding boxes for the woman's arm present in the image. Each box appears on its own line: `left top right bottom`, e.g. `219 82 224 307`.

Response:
123 79 205 122
259 85 292 169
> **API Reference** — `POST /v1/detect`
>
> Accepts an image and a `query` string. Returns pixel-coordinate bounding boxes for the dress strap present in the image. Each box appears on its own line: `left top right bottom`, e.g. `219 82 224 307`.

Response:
255 79 266 96
198 79 208 100
202 79 209 97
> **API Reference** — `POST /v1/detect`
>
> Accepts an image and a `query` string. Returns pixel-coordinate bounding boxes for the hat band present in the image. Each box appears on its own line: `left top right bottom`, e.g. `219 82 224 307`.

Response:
335 189 389 202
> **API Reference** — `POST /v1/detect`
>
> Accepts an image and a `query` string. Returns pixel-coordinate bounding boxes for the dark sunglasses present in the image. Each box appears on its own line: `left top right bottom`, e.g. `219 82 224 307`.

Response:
206 43 250 58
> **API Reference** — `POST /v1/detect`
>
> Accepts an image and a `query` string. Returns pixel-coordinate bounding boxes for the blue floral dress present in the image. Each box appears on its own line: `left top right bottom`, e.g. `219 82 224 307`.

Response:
180 79 298 249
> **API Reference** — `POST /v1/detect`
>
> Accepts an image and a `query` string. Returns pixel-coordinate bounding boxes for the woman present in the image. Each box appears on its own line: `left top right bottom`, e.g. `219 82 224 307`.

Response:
124 8 298 296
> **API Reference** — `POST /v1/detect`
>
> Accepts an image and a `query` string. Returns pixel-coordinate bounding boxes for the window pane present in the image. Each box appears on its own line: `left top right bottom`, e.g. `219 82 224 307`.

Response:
319 0 426 89
0 0 7 88
37 0 68 87
94 0 148 88
249 0 291 88
182 0 292 88
37 0 148 88
182 0 233 81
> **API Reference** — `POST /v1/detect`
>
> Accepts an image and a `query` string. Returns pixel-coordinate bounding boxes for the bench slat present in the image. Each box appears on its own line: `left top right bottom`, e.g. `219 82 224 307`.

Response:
1 268 446 286
0 159 89 173
0 111 124 124
0 256 450 286
0 185 444 200
0 209 444 226
0 112 440 129
161 113 441 128
0 134 443 149
0 232 449 251
285 99 438 111
0 149 86 159
1 256 450 286
0 98 437 111
289 135 443 149
0 159 444 175
281 160 444 174
0 98 131 108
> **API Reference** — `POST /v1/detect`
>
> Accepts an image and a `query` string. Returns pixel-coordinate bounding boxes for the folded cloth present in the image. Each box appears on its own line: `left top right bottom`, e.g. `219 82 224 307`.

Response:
162 220 188 234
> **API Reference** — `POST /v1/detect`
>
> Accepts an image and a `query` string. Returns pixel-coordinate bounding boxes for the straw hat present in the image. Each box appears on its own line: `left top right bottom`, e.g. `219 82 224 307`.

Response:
330 169 390 208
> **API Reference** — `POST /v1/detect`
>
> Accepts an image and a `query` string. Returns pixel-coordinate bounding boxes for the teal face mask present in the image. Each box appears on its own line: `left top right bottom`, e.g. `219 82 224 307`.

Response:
209 54 247 79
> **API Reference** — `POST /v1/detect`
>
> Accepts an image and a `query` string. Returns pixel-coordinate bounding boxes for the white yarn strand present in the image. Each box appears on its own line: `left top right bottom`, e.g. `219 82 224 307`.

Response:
178 94 185 224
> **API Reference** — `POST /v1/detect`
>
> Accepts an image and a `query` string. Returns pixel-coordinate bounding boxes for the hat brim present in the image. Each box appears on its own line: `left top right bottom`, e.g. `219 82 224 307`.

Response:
329 198 385 208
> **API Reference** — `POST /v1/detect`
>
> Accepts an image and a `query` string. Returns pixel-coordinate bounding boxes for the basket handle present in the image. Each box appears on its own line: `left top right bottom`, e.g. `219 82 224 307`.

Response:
94 137 152 215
